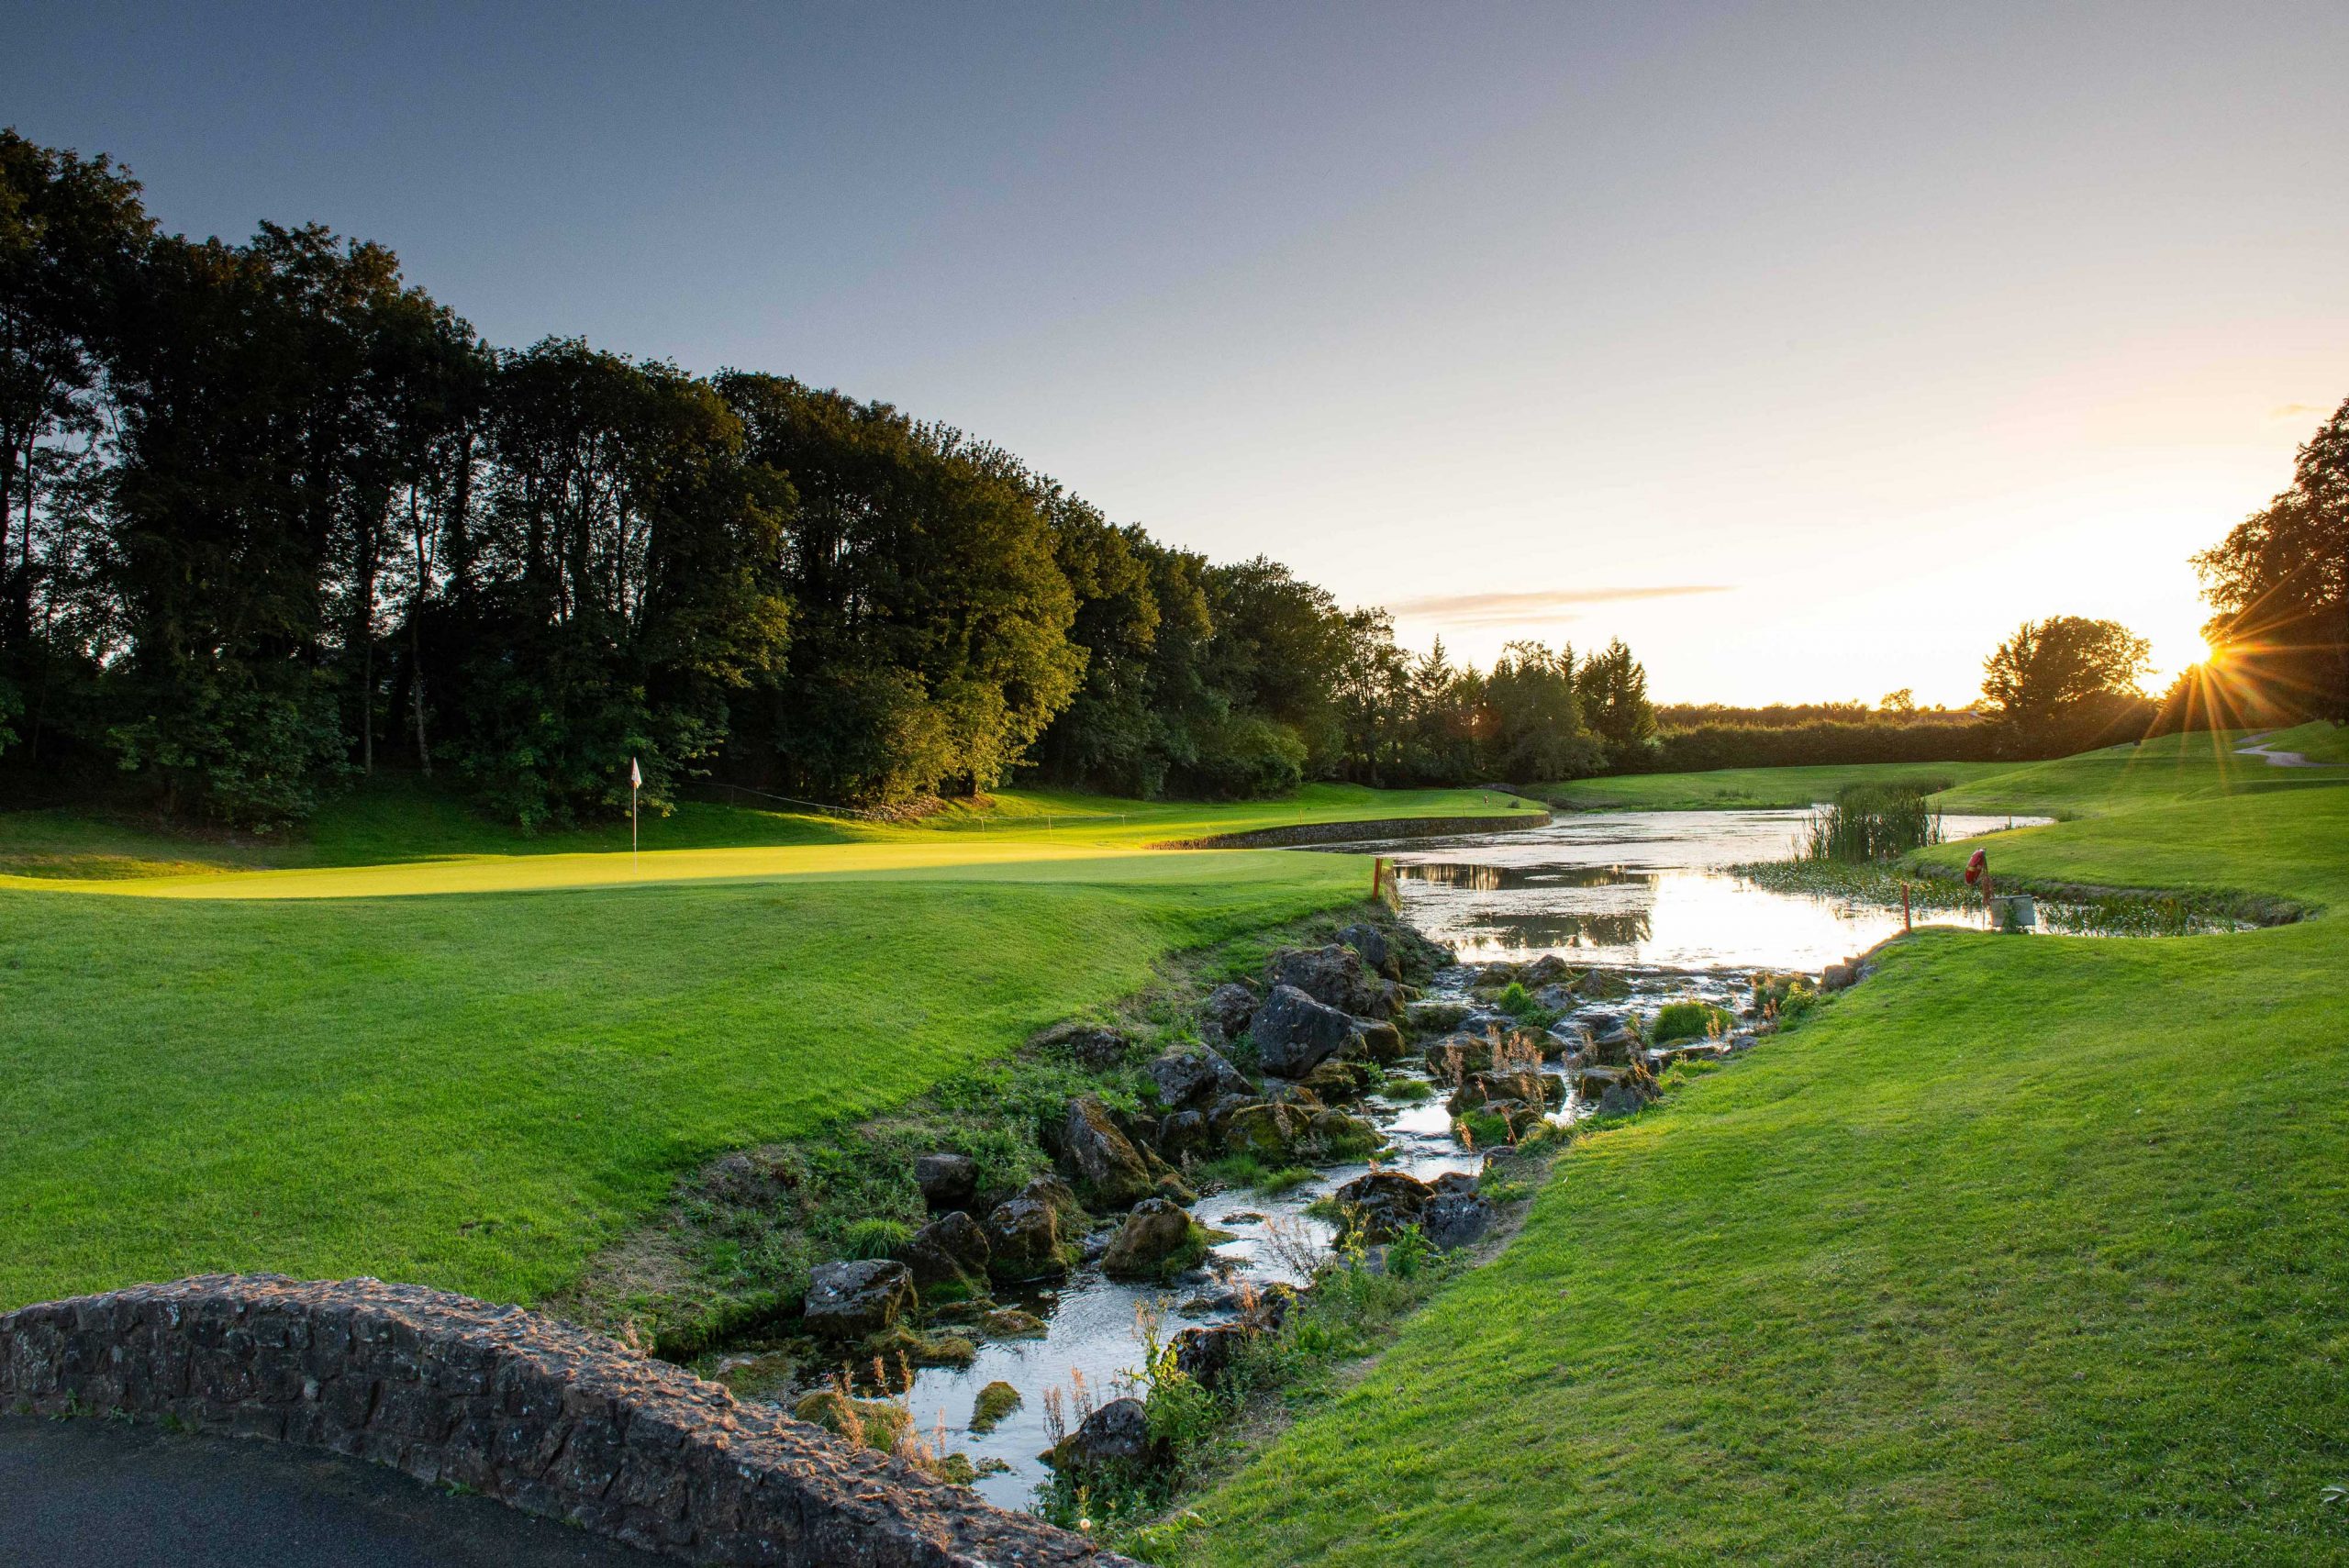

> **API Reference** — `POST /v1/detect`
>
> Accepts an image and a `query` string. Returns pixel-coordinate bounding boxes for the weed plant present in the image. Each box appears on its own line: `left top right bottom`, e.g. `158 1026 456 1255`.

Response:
1803 783 1944 862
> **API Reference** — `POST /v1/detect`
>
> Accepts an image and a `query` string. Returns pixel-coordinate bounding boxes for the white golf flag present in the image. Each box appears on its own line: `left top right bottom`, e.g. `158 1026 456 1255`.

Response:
630 757 641 788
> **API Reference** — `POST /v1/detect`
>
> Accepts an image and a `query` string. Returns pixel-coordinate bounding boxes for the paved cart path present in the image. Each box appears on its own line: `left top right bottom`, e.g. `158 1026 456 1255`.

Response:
0 1417 656 1568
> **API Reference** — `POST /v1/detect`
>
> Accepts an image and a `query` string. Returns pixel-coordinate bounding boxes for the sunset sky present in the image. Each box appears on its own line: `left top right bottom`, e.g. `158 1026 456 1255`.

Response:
7 1 2344 704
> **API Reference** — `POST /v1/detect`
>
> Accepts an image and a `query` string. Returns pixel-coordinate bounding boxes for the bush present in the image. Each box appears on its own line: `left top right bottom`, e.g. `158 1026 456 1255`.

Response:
1651 1000 1731 1044
1495 981 1561 1027
1627 719 2000 773
839 1218 913 1260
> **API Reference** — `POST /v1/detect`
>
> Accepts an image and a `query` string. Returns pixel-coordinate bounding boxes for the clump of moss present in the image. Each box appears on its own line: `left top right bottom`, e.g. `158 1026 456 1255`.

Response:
864 1324 978 1367
980 1307 1047 1339
970 1379 1023 1433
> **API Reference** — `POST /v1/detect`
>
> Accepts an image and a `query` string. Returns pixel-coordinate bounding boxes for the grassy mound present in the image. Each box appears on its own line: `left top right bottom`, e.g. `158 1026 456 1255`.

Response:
1173 757 2349 1564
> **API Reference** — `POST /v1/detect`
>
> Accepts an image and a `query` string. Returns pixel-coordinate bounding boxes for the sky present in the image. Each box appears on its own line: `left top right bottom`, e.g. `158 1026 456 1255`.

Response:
6 1 2344 705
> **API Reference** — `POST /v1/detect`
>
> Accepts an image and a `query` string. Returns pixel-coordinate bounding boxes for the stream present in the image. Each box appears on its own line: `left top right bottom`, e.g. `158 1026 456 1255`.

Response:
747 806 2051 1508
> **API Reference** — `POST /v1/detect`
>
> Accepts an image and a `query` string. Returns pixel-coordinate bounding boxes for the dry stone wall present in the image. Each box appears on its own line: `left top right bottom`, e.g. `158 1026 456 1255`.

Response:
0 1274 1126 1567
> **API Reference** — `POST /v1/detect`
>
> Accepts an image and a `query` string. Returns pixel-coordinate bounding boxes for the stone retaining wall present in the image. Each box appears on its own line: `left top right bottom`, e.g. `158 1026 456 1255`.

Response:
0 1274 1125 1567
1160 808 1551 850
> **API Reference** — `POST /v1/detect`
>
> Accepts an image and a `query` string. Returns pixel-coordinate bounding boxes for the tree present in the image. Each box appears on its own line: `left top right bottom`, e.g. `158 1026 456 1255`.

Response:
1575 639 1656 762
2194 396 2349 723
715 373 1076 802
1486 640 1600 782
1979 616 2152 754
438 339 788 827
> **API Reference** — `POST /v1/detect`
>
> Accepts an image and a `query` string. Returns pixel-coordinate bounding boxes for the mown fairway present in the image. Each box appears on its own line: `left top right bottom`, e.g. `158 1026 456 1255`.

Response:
1179 740 2349 1565
0 784 1526 1309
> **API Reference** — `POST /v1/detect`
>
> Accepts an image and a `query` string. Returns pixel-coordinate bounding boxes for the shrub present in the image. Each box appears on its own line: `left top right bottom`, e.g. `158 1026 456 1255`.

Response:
1651 1000 1731 1043
1495 981 1561 1026
839 1218 913 1261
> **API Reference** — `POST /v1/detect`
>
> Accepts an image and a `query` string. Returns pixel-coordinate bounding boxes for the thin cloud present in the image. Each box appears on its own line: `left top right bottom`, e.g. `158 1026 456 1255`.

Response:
2270 403 2325 420
1386 584 1731 625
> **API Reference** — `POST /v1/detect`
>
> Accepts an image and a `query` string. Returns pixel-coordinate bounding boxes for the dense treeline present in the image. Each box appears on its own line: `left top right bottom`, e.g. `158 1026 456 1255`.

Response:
12 131 2323 827
0 132 1655 826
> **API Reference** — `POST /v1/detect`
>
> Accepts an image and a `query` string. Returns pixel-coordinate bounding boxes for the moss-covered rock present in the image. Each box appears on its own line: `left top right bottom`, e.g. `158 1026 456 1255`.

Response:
970 1379 1023 1433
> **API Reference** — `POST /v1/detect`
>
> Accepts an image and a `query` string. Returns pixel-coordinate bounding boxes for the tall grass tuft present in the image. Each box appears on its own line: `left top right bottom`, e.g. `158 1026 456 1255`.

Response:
1803 783 1944 862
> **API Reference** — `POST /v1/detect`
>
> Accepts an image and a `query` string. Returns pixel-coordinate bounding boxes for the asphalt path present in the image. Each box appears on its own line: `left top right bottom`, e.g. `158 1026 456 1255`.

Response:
0 1416 658 1568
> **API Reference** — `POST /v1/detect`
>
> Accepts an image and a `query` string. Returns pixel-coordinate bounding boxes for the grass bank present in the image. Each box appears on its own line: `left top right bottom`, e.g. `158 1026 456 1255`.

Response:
1536 761 2007 812
1171 752 2349 1564
0 779 1511 1309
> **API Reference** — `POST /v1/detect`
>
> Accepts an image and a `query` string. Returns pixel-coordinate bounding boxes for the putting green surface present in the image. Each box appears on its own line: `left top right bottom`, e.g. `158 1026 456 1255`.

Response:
1175 755 2349 1565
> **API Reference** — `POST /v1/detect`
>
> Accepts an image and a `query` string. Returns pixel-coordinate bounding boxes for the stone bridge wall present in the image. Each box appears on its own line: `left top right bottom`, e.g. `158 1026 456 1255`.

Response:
0 1274 1124 1568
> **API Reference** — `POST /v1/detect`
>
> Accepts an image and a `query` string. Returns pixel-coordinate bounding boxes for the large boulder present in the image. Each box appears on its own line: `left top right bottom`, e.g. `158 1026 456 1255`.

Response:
1423 1190 1496 1250
1574 1062 1659 1117
1051 1397 1159 1475
1197 983 1259 1043
1101 1197 1200 1277
1302 1056 1377 1105
1520 953 1575 989
1355 1019 1408 1063
1304 1107 1380 1157
1034 1019 1133 1069
898 1210 991 1291
1173 1323 1244 1389
1450 1068 1563 1114
1253 984 1358 1077
1265 945 1387 1018
914 1151 977 1214
1147 1046 1252 1112
1157 1109 1211 1162
1218 1101 1308 1160
803 1259 916 1338
1404 999 1472 1037
1061 1094 1157 1207
1464 1097 1544 1140
1331 1170 1436 1243
1338 923 1403 981
984 1186 1072 1282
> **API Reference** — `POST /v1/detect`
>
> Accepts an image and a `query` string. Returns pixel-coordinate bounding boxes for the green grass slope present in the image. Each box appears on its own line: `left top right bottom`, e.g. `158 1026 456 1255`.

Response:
1178 759 2349 1564
0 781 1526 1308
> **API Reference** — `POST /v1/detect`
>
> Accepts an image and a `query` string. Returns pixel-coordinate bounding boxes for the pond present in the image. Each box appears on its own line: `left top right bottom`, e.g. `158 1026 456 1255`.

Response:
1358 807 2043 971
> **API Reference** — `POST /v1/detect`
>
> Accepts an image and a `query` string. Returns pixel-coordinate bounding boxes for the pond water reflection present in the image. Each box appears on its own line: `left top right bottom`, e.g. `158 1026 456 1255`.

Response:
1357 808 2040 971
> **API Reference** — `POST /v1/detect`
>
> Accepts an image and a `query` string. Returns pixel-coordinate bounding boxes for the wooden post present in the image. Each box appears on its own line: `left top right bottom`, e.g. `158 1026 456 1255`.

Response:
1901 880 1912 932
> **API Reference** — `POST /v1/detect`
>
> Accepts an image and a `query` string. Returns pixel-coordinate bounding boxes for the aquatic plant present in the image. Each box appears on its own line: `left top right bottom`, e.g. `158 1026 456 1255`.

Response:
1802 783 1944 862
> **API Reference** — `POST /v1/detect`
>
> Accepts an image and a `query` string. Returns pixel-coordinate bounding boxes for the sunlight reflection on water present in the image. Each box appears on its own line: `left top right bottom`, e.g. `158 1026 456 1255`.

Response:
1363 808 2038 971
